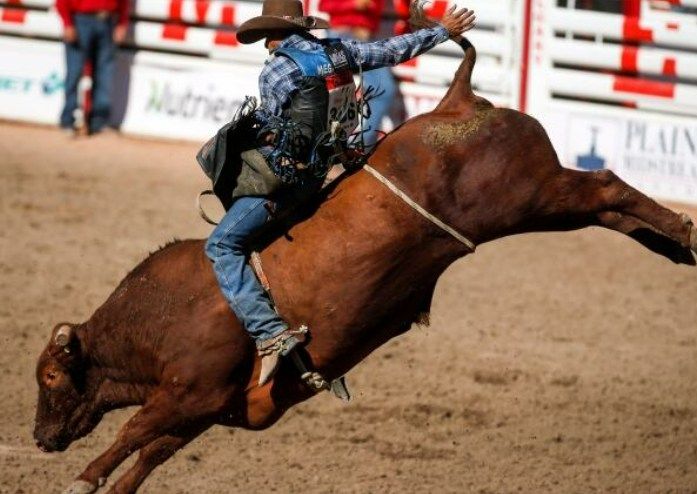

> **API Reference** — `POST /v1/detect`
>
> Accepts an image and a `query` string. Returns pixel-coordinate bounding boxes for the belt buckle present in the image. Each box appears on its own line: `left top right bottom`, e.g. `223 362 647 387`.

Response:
95 10 110 20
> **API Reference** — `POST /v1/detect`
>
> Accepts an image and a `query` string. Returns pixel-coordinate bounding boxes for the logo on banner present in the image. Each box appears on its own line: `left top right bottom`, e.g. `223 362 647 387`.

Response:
567 116 621 172
41 72 64 95
576 127 606 171
146 81 243 123
0 72 63 95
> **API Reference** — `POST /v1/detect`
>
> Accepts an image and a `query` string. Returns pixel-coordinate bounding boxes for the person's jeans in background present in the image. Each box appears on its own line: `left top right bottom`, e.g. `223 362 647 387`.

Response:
60 14 116 132
361 66 397 147
205 196 289 344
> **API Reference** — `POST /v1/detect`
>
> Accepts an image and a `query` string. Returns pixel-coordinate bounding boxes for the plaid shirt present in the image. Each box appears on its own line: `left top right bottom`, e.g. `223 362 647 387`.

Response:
257 25 449 119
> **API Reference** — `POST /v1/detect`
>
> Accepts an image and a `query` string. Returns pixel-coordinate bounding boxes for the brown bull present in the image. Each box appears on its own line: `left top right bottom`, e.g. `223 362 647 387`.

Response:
34 39 697 494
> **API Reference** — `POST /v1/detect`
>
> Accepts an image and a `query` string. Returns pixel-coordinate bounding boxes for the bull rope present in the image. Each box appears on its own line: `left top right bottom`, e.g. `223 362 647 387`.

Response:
363 164 476 252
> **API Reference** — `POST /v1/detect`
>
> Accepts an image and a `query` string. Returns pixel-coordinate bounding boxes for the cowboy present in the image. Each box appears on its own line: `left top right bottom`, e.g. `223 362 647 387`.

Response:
203 0 475 386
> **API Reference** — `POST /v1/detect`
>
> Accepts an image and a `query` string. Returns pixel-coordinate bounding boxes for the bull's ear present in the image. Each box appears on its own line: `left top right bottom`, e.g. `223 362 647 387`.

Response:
52 323 76 354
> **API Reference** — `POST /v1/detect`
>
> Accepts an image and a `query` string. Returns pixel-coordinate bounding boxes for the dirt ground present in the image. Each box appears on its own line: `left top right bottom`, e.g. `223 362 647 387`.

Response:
1 121 697 494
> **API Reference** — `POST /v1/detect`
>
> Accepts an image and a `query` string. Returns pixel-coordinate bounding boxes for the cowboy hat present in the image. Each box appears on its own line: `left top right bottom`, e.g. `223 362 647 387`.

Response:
236 0 330 45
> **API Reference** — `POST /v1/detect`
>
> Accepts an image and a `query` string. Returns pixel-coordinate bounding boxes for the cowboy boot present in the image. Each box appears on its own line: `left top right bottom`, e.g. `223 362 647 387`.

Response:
257 326 308 386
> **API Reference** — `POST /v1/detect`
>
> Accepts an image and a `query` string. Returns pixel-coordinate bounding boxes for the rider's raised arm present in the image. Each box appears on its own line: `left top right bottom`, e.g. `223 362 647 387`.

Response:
340 6 475 71
341 25 449 71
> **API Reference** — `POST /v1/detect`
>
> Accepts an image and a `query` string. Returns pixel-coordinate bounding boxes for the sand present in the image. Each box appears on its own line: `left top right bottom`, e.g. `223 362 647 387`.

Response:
1 121 696 493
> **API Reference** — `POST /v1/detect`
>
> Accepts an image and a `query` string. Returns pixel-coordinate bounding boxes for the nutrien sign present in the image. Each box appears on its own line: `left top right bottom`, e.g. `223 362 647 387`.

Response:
120 57 260 140
145 81 243 123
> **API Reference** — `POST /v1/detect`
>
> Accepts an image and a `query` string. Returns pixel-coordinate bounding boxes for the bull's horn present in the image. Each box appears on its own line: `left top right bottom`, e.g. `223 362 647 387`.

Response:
54 324 73 347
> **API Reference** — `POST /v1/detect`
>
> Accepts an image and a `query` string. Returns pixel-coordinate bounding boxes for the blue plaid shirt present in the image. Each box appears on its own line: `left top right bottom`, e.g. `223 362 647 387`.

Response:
257 25 449 119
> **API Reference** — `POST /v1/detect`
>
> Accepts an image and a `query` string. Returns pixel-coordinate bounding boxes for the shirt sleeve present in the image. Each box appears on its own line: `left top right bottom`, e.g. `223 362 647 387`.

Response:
117 0 131 27
341 25 449 71
257 57 304 119
55 0 73 27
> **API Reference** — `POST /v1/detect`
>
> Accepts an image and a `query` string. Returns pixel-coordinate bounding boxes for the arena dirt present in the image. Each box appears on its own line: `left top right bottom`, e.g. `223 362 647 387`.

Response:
1 122 697 494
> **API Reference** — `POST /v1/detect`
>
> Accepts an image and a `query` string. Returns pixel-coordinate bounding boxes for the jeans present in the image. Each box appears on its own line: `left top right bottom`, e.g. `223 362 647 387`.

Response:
361 66 397 147
60 14 116 132
205 196 288 343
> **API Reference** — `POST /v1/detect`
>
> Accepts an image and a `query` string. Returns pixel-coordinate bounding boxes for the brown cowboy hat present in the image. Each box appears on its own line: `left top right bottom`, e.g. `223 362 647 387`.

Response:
236 0 329 45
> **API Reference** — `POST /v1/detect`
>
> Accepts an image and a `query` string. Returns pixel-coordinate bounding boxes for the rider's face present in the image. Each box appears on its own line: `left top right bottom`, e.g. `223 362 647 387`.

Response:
265 30 296 52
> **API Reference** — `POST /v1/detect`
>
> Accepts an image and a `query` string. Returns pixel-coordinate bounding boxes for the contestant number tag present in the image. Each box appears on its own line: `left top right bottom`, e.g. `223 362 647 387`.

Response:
326 72 358 136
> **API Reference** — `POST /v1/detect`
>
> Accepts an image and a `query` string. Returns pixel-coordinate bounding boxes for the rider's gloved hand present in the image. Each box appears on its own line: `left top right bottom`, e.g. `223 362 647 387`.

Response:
440 5 476 38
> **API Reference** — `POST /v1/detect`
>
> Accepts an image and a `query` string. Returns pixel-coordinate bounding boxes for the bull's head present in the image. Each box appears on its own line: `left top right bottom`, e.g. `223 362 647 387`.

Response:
33 323 100 452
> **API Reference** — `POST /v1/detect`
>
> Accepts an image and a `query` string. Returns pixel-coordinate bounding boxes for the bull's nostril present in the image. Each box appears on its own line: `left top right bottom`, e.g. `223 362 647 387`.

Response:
35 438 51 453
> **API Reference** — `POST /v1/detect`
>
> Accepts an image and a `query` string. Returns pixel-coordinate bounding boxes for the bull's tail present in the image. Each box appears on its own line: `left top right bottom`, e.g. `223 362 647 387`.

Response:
433 37 476 112
407 1 476 110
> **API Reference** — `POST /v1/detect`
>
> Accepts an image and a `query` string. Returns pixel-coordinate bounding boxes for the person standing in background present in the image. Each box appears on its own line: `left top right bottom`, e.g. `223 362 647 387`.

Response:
319 0 396 148
56 0 130 135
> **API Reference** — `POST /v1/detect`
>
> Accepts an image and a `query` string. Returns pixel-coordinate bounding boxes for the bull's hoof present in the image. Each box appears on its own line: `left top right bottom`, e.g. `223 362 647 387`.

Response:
680 213 693 226
63 480 98 494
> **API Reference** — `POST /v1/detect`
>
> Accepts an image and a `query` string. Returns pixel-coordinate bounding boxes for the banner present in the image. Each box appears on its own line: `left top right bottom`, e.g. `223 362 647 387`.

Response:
120 54 260 141
543 109 697 205
0 37 65 124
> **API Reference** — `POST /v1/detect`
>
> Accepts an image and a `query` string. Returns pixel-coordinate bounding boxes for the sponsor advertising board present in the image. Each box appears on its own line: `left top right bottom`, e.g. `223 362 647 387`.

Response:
541 108 697 205
0 37 65 124
120 55 260 141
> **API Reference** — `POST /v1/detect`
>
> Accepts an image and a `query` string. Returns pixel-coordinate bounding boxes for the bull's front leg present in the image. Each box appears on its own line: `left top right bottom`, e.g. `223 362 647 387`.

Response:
63 391 192 494
104 423 211 494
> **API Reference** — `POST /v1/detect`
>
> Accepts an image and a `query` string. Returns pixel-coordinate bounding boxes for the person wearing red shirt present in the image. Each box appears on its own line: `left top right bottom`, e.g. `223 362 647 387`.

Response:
56 0 130 134
319 0 396 147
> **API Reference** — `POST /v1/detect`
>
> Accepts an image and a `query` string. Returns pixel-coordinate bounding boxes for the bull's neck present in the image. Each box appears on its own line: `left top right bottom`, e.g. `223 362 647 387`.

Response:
76 318 159 408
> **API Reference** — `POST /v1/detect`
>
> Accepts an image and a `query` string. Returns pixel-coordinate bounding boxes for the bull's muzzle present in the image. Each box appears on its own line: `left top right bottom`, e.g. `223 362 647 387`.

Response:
33 429 69 453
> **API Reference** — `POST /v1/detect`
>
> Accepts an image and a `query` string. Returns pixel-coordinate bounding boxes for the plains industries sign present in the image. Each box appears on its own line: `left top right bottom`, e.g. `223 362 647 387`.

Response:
548 110 697 204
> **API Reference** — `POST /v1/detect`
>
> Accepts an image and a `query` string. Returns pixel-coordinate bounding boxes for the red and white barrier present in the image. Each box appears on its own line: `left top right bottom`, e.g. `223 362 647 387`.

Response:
0 0 52 7
394 54 510 94
656 0 697 7
550 68 697 114
526 0 697 206
551 8 697 51
135 0 260 28
550 39 697 80
0 7 60 36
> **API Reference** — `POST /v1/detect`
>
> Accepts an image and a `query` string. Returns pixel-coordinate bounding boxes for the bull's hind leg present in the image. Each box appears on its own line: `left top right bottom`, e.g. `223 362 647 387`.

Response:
105 423 211 494
538 169 696 264
597 211 696 264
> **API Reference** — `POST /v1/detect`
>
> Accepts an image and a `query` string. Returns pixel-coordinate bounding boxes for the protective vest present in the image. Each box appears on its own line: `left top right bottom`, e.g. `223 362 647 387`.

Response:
275 40 359 159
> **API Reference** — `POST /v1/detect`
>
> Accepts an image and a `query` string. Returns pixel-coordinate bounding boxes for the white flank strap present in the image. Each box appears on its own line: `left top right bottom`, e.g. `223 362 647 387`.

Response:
363 164 476 252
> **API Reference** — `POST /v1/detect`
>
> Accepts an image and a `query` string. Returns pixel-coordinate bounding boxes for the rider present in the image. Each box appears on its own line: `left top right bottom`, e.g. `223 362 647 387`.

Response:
204 0 476 386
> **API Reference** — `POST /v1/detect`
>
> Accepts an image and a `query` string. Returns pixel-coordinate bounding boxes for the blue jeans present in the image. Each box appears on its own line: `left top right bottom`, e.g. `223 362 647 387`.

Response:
60 14 116 132
205 196 288 343
361 66 397 147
